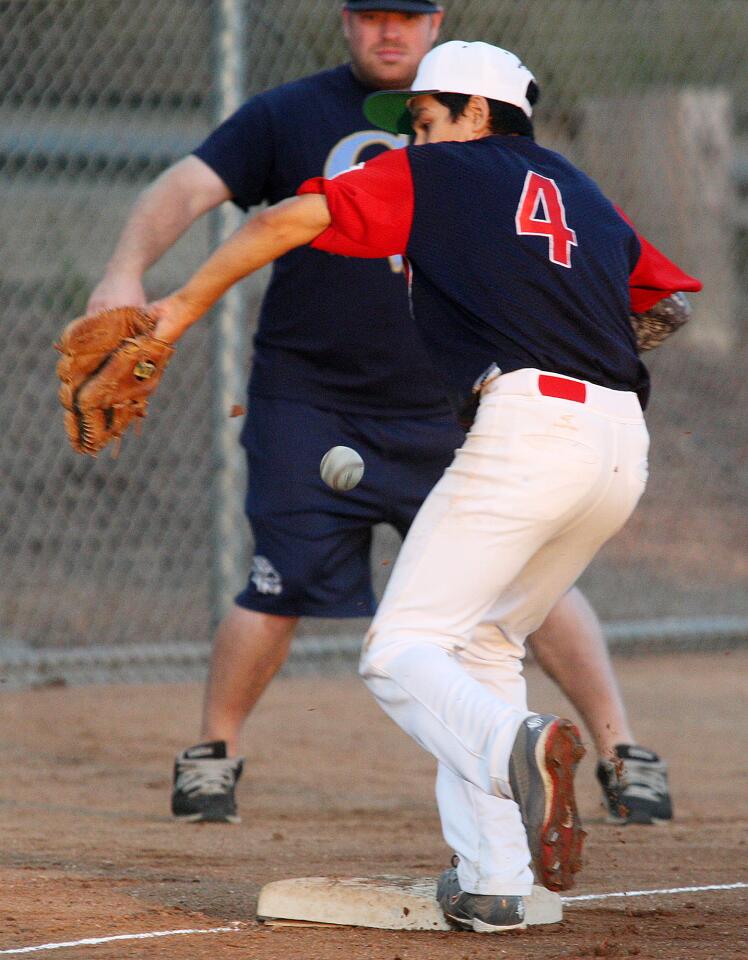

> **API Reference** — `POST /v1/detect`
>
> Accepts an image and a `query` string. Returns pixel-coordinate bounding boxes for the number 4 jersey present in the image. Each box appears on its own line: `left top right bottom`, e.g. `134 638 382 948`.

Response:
299 135 702 413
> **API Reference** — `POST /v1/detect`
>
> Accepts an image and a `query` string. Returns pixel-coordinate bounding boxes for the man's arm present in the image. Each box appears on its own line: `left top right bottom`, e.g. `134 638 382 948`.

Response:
150 194 331 343
87 156 232 312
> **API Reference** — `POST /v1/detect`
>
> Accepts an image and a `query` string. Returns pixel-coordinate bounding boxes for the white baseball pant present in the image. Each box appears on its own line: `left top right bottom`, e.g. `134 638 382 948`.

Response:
360 367 649 895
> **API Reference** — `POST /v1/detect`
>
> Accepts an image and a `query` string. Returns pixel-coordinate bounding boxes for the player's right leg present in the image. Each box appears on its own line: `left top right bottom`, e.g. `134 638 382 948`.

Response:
171 608 297 824
199 606 297 757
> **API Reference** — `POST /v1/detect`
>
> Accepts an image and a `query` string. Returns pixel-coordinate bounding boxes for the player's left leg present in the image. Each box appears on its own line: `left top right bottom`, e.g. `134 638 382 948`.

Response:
528 589 673 824
529 588 633 755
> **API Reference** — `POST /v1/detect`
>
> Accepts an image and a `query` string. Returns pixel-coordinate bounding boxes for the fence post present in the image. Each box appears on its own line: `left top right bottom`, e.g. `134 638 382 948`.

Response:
576 88 737 352
210 0 248 625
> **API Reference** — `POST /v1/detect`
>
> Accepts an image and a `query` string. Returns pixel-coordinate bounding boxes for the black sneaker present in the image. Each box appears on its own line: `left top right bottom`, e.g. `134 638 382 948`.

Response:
171 740 243 823
508 714 586 892
596 744 673 824
436 867 526 932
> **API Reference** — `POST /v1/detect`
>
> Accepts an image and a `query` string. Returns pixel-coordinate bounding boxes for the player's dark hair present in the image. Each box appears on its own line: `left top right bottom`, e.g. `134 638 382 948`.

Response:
433 81 539 139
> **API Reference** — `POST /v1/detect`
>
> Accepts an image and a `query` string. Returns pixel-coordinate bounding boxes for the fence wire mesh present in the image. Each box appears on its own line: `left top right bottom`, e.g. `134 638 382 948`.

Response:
1 0 746 684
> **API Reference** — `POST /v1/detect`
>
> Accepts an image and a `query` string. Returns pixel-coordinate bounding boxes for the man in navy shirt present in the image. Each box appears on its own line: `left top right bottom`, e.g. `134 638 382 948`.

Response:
88 2 675 831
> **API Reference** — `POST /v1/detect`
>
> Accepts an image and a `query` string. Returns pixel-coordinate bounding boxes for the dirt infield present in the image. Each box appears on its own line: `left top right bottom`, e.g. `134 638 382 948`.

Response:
1 648 746 959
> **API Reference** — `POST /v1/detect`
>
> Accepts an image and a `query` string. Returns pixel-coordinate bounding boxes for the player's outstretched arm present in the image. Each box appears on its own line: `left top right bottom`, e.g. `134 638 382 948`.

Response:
149 194 331 344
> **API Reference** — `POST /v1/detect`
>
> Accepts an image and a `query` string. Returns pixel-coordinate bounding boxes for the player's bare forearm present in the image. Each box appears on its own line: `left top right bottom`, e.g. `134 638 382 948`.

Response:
150 194 331 343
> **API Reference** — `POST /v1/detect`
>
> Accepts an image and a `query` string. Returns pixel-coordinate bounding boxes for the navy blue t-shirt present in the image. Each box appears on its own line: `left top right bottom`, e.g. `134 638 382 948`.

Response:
194 65 450 416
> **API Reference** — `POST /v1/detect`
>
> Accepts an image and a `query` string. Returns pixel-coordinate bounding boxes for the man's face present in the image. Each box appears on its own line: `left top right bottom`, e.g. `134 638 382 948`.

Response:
409 94 488 145
343 10 443 90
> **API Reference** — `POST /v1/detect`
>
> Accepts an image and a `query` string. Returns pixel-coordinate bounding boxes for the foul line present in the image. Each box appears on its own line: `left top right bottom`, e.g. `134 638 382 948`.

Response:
1 883 746 955
562 881 748 904
0 924 245 955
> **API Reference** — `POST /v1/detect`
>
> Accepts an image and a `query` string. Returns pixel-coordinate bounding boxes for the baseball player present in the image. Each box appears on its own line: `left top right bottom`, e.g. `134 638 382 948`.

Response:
88 1 674 829
145 39 702 929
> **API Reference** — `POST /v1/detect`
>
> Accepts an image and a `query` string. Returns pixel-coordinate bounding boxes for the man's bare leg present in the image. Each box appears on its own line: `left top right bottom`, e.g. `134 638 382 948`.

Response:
529 587 674 823
171 605 298 821
528 587 633 759
200 604 298 756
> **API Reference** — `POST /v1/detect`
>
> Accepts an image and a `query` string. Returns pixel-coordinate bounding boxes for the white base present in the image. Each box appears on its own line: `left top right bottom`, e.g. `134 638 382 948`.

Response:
257 875 562 930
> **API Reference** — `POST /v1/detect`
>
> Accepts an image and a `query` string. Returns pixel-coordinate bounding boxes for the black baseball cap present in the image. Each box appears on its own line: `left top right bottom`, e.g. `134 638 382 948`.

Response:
344 1 442 12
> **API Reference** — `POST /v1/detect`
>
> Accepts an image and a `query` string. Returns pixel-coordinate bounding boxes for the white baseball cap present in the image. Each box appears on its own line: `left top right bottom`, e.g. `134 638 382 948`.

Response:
364 41 536 134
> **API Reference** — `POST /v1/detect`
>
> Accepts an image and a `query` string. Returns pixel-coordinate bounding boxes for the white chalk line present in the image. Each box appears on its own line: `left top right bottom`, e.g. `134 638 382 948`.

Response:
0 924 245 956
561 880 748 904
1 882 746 955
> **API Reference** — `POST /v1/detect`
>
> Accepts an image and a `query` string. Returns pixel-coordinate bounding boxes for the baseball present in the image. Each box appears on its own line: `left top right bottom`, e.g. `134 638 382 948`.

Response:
320 445 365 491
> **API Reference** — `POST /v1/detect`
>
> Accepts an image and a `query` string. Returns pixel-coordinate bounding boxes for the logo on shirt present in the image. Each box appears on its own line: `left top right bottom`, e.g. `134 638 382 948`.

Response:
324 130 408 178
329 161 365 180
325 130 409 273
250 555 283 595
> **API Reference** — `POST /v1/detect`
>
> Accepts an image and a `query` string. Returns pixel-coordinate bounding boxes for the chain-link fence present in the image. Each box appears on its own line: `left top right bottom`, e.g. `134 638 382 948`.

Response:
1 0 746 685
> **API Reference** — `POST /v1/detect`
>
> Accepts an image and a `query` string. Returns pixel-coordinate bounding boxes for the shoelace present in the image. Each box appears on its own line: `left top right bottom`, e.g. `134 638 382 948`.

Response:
619 758 668 802
175 758 239 797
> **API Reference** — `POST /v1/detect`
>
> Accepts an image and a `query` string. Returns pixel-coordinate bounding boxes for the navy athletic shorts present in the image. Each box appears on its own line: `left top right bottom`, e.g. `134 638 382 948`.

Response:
235 395 464 617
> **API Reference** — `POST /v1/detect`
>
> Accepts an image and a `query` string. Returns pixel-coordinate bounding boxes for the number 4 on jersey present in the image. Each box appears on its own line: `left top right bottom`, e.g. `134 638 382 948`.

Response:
515 171 578 268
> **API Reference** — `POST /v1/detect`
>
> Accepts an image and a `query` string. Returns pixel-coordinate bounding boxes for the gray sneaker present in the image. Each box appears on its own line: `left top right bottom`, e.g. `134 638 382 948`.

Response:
437 867 526 932
508 714 586 892
596 744 673 824
171 740 243 823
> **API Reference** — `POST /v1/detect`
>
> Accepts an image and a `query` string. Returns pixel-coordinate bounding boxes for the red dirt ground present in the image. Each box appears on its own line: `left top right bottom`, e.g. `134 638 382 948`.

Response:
1 648 746 959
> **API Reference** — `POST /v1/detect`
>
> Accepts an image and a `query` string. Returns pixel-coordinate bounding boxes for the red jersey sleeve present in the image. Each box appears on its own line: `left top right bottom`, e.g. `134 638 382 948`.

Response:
616 206 703 312
298 148 414 259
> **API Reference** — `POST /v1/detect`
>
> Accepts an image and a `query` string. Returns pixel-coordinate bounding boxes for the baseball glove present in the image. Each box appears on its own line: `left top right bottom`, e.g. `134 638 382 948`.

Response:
55 306 174 456
629 291 691 352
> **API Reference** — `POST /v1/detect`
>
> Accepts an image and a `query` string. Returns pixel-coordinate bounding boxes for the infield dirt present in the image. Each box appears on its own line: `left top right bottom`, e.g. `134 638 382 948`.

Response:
1 648 746 959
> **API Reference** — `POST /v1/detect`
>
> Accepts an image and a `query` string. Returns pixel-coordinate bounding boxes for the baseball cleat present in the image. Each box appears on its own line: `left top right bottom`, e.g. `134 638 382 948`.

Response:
508 714 586 892
171 740 244 824
436 866 526 932
596 744 673 824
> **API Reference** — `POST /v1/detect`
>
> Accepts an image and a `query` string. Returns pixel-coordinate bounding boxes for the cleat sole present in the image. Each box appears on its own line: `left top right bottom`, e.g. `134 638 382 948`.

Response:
537 719 585 892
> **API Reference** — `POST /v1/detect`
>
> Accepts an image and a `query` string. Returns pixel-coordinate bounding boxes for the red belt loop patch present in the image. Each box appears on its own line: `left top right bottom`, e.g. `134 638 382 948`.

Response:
538 374 587 404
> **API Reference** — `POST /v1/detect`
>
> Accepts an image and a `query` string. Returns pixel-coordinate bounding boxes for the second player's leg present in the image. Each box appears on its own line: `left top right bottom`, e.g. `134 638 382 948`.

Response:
529 589 673 824
528 588 633 757
200 605 298 757
170 607 297 824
